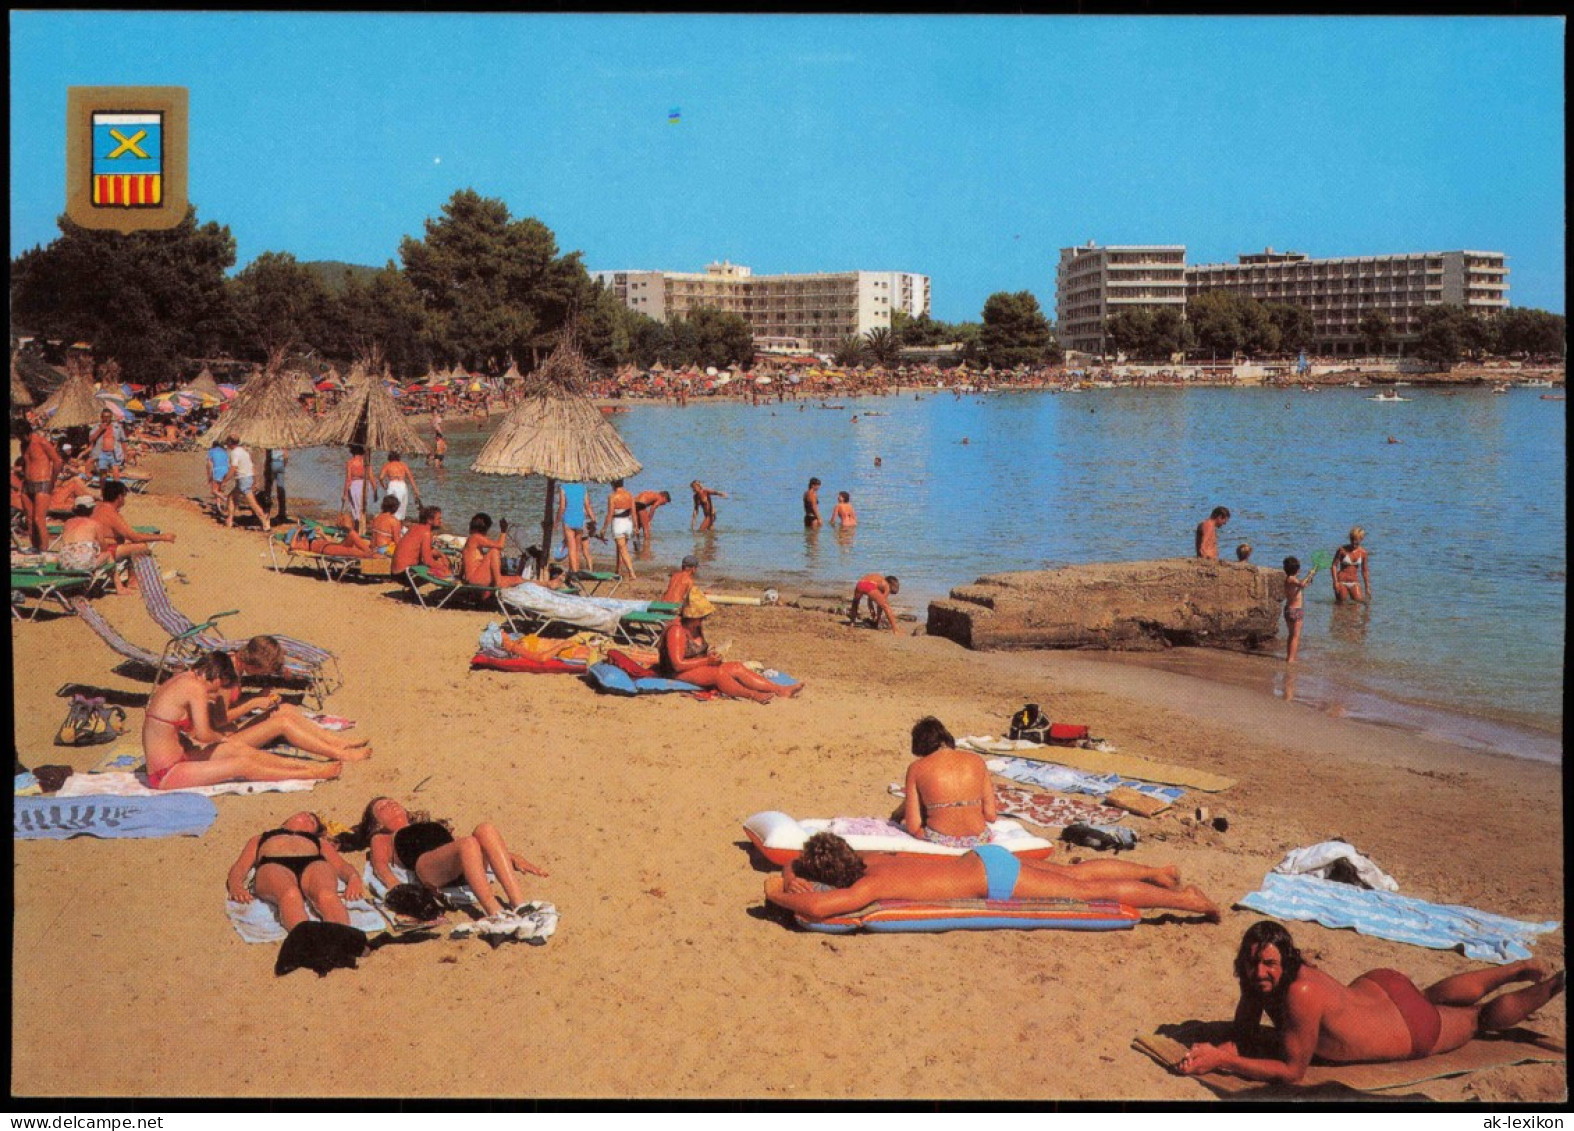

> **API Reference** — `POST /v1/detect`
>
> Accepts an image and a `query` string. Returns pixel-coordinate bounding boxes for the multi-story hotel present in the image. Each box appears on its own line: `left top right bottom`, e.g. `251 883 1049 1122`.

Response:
591 261 931 354
1186 249 1510 354
1056 243 1189 355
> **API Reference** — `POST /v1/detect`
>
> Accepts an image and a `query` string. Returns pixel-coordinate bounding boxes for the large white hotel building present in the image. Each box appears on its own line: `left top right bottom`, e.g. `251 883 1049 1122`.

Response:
1057 243 1510 356
591 261 931 354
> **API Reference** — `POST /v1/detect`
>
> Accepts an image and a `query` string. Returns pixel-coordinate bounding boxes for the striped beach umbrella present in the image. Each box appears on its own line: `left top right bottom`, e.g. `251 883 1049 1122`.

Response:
218 384 239 400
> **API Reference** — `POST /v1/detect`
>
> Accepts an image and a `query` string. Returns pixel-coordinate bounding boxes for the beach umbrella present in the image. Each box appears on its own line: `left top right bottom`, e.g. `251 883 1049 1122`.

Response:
95 389 126 405
125 398 146 412
755 375 772 385
309 361 430 455
10 355 35 408
186 366 224 399
218 383 238 400
41 369 104 428
199 363 318 449
472 335 641 572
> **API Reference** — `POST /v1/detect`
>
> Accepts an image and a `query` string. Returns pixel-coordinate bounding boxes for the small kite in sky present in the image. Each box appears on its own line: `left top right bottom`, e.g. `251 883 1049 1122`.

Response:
668 107 681 124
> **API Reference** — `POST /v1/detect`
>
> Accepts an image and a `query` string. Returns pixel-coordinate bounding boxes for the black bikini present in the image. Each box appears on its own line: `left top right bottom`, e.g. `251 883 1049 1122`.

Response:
393 821 454 872
254 828 326 881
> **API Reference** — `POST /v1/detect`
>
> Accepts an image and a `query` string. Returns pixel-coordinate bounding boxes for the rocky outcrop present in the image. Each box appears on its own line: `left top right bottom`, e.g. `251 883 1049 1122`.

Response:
926 559 1283 652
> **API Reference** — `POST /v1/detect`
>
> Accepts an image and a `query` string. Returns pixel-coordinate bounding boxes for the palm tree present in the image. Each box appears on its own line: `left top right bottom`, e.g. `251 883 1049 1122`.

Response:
833 336 865 368
864 326 900 367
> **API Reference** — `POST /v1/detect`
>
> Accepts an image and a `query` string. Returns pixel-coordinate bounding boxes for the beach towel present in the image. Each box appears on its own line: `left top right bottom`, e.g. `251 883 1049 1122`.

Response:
986 756 1186 804
15 793 216 839
1134 1022 1565 1097
1236 872 1560 964
359 864 559 943
226 888 389 943
15 772 42 797
961 735 1235 792
887 783 1123 828
55 770 320 799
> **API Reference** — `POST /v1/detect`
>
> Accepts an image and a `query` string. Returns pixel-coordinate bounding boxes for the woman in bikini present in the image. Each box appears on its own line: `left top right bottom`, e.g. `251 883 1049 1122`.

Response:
288 514 376 558
830 490 857 529
227 811 365 930
340 445 376 533
335 797 548 928
659 590 803 705
603 478 638 581
142 654 372 790
899 716 1185 888
367 496 405 554
1330 526 1370 604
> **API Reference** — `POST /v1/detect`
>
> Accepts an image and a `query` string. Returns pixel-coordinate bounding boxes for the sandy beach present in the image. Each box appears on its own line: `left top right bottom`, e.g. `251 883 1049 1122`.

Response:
10 457 1564 1102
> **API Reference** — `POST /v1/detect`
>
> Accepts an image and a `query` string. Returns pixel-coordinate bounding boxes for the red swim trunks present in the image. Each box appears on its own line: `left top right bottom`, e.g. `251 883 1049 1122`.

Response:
1361 968 1441 1059
854 580 879 597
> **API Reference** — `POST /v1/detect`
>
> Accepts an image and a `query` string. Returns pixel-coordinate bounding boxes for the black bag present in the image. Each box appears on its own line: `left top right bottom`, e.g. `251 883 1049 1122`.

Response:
384 882 451 922
1008 703 1052 744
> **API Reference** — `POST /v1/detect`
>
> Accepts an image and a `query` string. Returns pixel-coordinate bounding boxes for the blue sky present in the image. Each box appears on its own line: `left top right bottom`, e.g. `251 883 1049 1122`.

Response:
11 13 1566 319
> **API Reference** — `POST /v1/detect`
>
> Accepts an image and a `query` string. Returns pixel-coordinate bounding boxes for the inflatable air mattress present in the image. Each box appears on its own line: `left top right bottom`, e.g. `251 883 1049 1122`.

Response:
796 897 1140 934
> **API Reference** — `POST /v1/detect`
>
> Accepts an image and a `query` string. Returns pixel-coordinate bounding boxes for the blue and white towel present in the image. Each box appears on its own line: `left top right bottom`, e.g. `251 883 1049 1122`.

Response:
225 886 389 943
15 793 217 840
1236 871 1561 965
985 756 1186 803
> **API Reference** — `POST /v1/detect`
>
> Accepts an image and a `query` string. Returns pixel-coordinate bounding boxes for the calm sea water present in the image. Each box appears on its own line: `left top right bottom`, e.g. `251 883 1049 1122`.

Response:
284 386 1565 759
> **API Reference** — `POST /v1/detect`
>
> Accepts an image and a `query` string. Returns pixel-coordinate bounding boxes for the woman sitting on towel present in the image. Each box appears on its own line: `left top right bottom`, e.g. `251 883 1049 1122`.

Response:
901 715 1000 848
227 811 364 930
766 832 1221 922
660 590 803 705
141 653 371 790
336 798 548 929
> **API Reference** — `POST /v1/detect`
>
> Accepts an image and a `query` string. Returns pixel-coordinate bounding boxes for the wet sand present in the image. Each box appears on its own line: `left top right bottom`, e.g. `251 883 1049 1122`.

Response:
9 457 1564 1101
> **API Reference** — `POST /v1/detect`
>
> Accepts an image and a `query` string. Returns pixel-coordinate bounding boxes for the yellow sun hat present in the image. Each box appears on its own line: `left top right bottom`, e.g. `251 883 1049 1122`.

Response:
681 588 717 620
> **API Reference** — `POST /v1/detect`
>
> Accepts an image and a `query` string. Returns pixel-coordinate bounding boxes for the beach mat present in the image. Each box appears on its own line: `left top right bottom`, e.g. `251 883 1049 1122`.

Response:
1133 1022 1565 1097
56 771 321 799
986 756 1186 804
888 782 1123 828
1237 872 1561 964
15 793 217 839
961 735 1235 792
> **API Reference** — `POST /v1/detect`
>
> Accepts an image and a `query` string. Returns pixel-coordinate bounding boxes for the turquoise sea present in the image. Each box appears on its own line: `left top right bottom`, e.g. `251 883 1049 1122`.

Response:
283 385 1565 761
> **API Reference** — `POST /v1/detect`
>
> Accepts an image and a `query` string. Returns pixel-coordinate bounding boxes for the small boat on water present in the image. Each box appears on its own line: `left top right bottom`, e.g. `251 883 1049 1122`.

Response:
1523 378 1554 388
1392 381 1412 387
1368 390 1408 402
1540 394 1565 401
1491 384 1511 395
1350 380 1367 389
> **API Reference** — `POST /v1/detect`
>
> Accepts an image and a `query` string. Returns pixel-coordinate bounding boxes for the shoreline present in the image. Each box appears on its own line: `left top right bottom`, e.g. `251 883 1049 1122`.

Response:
218 439 1562 769
10 478 1564 1101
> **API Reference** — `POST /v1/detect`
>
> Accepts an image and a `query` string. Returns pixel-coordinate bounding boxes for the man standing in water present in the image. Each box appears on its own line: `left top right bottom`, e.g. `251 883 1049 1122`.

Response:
802 477 823 528
1196 506 1231 559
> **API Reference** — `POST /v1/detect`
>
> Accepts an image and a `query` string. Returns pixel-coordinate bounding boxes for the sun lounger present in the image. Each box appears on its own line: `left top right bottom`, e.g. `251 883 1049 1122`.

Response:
128 555 342 705
70 594 187 672
12 568 96 620
563 569 623 597
496 582 674 643
404 565 507 611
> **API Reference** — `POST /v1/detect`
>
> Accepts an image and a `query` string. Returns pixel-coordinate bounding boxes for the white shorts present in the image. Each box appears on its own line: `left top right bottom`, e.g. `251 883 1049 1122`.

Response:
611 516 634 539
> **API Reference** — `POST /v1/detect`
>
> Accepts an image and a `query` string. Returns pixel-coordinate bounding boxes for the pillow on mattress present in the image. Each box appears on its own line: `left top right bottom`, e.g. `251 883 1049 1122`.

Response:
742 810 1054 865
587 662 639 696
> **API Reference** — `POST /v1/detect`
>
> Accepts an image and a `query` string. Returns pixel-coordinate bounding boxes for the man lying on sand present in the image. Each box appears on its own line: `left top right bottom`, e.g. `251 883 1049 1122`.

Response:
1180 921 1566 1082
764 831 1219 921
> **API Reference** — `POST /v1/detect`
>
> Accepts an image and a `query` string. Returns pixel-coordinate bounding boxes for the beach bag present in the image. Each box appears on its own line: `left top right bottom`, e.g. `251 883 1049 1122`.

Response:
54 694 127 747
1008 704 1052 744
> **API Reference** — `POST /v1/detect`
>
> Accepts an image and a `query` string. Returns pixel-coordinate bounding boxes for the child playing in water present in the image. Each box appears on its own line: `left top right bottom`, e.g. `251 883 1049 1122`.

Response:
1282 556 1317 663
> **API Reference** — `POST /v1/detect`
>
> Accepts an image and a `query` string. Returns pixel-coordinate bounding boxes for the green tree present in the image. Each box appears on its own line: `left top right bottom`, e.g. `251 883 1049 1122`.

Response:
1357 309 1392 355
10 206 237 385
979 290 1052 367
1265 304 1314 354
328 265 432 378
620 310 672 369
230 251 333 357
1415 305 1467 367
1150 307 1193 359
1105 310 1155 359
1186 290 1247 357
863 326 900 367
399 189 587 371
1495 307 1566 358
1241 300 1280 357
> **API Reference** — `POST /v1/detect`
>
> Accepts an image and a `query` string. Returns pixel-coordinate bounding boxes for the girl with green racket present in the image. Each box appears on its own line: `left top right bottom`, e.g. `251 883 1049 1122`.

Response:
1282 555 1321 662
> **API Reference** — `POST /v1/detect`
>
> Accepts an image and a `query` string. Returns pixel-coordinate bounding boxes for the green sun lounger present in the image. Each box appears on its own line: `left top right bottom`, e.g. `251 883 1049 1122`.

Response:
11 568 95 620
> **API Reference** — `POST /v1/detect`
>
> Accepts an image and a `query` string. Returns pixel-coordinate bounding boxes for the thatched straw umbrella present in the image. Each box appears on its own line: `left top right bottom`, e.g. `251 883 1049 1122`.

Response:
309 361 430 456
42 369 105 429
198 362 317 449
472 337 642 572
186 366 224 398
11 354 35 409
